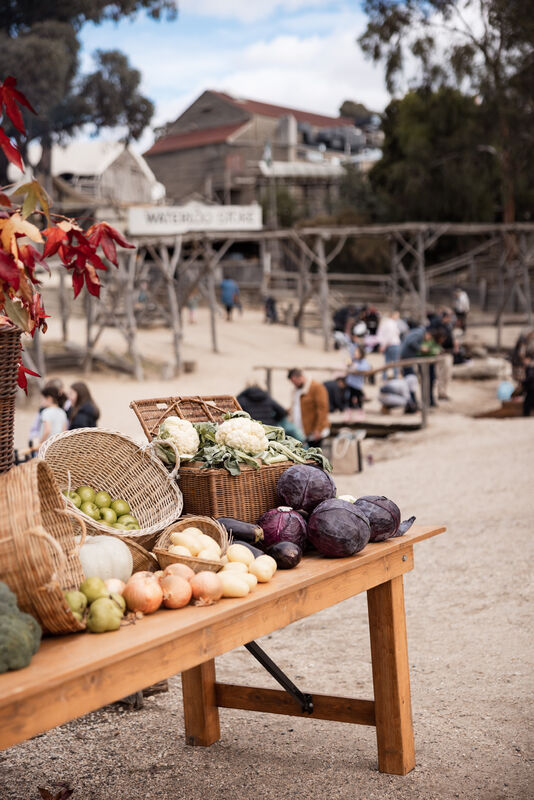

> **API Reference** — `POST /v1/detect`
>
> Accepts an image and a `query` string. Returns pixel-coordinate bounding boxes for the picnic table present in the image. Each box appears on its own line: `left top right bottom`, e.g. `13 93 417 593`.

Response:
0 524 445 776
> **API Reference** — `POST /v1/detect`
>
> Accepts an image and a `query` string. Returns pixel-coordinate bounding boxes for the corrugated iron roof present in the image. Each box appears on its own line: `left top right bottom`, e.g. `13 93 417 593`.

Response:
145 122 246 156
211 90 354 128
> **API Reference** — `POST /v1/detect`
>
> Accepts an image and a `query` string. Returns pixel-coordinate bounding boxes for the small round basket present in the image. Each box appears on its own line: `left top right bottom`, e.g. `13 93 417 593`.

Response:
39 427 183 551
124 537 159 573
154 516 228 574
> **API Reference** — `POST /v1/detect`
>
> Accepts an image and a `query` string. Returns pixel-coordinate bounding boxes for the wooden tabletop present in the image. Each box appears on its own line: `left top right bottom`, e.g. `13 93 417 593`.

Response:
0 524 445 750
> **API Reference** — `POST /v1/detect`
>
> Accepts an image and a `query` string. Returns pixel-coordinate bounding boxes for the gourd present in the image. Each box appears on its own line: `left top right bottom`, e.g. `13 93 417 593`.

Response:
79 535 133 583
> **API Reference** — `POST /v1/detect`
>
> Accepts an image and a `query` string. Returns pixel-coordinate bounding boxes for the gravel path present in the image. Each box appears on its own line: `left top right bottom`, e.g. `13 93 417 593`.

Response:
2 410 533 800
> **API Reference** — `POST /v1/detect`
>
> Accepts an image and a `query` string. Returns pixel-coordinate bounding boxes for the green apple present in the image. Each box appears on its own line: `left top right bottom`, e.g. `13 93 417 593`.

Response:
125 522 140 530
79 576 108 604
77 486 96 503
112 522 129 530
87 597 123 633
99 507 117 524
80 501 101 521
111 498 130 516
117 514 137 526
94 491 112 509
62 490 82 508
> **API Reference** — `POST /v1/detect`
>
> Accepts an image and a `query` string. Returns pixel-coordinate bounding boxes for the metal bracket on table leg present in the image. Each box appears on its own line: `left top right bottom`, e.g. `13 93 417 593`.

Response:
244 641 314 714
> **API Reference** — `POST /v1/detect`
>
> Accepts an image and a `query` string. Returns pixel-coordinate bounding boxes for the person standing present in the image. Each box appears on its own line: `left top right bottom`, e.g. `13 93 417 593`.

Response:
377 310 402 377
400 324 447 407
345 345 371 409
220 277 240 321
68 382 100 429
287 368 330 447
453 287 470 331
38 386 69 446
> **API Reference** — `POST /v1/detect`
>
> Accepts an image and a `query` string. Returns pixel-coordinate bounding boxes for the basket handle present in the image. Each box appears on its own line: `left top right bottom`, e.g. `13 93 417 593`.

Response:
144 438 181 481
23 525 67 580
56 507 87 552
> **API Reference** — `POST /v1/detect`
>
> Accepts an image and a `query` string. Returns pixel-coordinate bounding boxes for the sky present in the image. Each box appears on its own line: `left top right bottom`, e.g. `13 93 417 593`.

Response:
79 1 392 152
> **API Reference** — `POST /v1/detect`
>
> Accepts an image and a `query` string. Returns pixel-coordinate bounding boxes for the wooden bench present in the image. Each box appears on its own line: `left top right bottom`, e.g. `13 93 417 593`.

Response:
0 524 445 776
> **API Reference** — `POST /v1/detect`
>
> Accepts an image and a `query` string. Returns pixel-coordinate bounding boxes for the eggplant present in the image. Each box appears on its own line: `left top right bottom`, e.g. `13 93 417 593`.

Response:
232 540 265 559
216 517 264 544
266 541 302 570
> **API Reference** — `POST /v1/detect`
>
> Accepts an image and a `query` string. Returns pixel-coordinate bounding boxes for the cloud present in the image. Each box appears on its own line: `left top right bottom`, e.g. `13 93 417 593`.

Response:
178 0 329 24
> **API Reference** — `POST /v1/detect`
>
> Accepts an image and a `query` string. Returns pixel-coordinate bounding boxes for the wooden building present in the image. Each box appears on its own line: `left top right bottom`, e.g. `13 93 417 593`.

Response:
144 90 366 215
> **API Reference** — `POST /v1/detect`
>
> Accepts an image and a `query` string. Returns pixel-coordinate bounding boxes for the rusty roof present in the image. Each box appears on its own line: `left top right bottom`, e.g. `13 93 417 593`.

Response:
211 90 354 128
145 122 246 156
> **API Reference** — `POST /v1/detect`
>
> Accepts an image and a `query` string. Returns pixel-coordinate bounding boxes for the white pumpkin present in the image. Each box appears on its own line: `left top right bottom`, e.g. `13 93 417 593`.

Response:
79 535 133 583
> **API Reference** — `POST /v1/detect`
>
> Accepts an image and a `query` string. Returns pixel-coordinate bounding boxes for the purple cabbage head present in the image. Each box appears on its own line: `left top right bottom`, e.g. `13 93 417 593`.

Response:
277 465 336 513
354 495 415 541
257 506 307 550
307 499 370 557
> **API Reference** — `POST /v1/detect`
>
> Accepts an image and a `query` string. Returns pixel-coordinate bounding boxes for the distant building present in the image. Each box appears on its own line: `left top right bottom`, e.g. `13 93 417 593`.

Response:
144 90 380 219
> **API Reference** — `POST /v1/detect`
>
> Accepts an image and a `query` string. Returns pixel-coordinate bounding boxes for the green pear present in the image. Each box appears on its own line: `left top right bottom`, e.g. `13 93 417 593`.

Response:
87 598 123 633
80 576 108 604
110 592 126 613
64 590 87 615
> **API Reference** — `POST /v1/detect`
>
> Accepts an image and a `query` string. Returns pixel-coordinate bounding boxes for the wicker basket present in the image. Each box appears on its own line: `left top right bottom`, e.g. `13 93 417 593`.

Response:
130 394 295 522
153 516 229 573
39 427 183 550
124 537 159 573
0 325 22 475
0 459 88 634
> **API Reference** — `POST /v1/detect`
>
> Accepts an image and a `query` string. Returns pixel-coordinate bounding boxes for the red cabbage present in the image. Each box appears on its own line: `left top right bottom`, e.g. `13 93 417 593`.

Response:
277 465 336 513
307 499 370 557
354 496 415 541
257 506 307 550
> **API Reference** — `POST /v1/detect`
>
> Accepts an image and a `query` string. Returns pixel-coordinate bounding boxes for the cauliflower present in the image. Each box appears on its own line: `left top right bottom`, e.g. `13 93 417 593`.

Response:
215 417 268 456
159 416 200 460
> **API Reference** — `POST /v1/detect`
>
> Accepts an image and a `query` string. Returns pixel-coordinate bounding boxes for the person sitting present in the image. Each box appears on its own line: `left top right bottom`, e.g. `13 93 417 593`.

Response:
38 386 69 446
237 381 304 440
379 375 420 414
323 376 349 412
68 382 100 429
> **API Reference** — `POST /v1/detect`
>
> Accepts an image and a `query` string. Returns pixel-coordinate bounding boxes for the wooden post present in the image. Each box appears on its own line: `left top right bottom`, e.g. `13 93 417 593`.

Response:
58 268 69 342
416 232 427 322
390 237 400 310
125 251 144 381
298 249 308 345
204 241 219 354
520 234 533 326
160 238 183 375
32 327 46 379
182 660 221 747
315 235 331 352
367 575 415 775
83 293 94 373
417 363 428 429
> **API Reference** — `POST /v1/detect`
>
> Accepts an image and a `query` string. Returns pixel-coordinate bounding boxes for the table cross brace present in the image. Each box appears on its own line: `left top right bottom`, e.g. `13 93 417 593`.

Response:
244 640 313 714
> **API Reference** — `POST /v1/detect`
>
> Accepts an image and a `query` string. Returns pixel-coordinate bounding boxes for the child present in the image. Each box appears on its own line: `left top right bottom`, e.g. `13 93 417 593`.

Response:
345 345 371 409
38 386 69 446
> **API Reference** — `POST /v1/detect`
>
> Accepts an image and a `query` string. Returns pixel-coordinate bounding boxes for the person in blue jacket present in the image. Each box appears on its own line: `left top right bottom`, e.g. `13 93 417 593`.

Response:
220 278 240 321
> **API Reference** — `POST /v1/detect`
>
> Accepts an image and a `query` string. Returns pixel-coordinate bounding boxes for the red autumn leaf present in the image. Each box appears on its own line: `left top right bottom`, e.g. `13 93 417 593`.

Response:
0 193 12 207
29 292 49 334
42 224 70 258
19 243 49 283
0 250 20 290
71 270 84 298
17 356 40 393
87 222 134 266
0 129 23 170
1 76 36 125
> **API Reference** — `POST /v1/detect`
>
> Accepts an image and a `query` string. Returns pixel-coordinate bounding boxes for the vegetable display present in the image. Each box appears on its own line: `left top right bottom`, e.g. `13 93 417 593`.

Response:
257 506 307 550
307 499 371 557
154 411 331 476
78 535 133 583
277 464 337 513
0 582 42 673
352 496 416 541
156 416 200 461
63 486 141 530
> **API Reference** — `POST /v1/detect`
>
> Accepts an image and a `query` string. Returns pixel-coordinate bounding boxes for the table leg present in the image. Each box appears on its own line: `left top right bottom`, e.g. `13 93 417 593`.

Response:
367 575 415 775
182 659 221 746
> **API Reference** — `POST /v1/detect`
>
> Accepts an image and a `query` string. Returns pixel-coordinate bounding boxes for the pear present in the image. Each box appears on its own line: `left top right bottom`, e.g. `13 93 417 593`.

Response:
80 576 108 604
110 592 126 613
87 597 123 633
64 590 88 615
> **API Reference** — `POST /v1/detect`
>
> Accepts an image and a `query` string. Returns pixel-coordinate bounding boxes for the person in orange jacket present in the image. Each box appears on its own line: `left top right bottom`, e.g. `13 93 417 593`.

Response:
287 368 330 448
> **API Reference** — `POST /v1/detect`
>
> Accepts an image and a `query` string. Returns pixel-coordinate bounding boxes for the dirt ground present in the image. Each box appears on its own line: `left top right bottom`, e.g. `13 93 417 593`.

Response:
2 308 533 800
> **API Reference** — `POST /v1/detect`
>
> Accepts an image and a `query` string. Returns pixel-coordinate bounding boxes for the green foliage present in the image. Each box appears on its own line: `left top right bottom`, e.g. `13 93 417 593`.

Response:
339 99 374 124
369 87 501 222
359 0 534 222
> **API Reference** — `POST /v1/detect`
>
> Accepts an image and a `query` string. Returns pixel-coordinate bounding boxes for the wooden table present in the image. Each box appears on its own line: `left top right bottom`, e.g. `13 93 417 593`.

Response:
0 524 445 775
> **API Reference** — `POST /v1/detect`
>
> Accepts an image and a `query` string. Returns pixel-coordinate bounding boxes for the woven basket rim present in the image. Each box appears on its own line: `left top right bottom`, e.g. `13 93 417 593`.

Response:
179 459 295 475
39 426 183 539
153 546 223 572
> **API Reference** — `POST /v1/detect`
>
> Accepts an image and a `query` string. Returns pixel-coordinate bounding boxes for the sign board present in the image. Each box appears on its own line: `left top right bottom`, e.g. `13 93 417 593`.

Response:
127 202 262 236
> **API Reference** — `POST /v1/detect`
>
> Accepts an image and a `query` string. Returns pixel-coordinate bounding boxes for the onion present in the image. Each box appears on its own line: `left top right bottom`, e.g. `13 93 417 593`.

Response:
164 563 195 581
123 576 163 613
128 570 158 582
190 571 223 606
104 578 126 595
159 575 192 609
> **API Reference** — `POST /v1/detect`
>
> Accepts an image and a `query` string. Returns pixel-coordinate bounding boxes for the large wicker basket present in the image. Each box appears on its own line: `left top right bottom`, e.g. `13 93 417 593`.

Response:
0 459 88 634
39 427 183 550
130 394 293 522
153 515 229 573
0 325 21 475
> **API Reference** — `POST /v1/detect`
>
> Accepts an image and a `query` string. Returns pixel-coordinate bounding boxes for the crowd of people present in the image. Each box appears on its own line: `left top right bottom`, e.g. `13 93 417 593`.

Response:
29 380 100 449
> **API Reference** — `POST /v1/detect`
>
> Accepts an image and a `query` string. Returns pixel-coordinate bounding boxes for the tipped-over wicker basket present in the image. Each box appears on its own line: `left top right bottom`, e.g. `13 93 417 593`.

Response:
0 459 88 634
154 516 229 573
39 427 183 550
